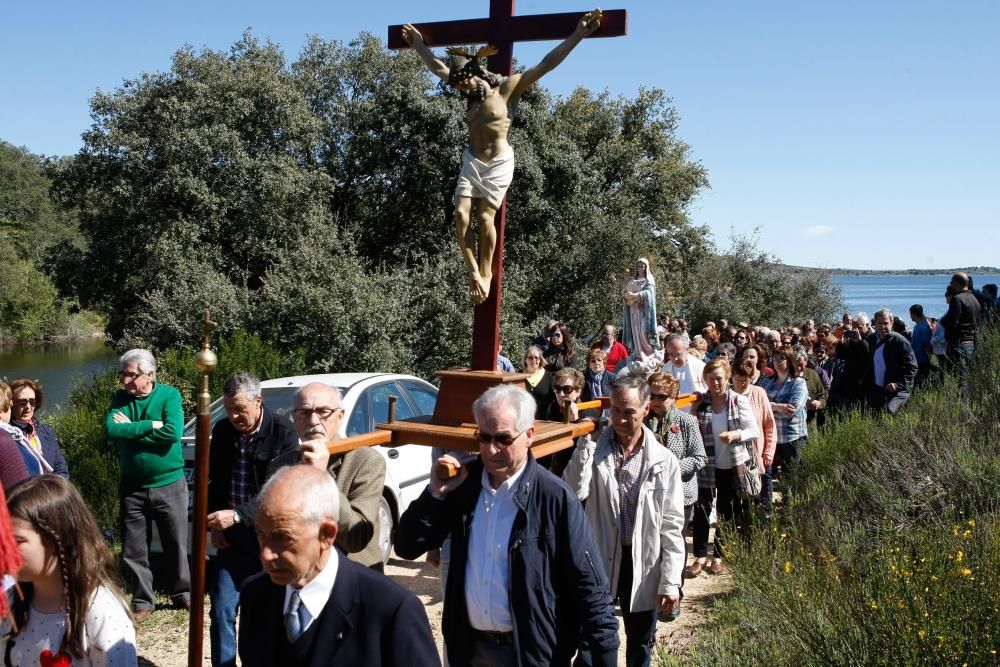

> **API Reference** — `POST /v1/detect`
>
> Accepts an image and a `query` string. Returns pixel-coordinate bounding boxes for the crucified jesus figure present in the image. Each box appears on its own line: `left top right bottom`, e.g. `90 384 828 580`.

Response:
402 9 602 304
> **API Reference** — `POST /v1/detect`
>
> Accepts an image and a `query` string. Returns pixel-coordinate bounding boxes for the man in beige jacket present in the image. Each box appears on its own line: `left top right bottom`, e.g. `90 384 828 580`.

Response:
563 375 685 667
292 382 387 570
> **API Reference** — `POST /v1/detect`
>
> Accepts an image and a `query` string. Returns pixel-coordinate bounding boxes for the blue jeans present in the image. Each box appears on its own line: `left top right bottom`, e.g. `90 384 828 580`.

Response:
949 341 975 395
209 547 262 667
775 437 807 476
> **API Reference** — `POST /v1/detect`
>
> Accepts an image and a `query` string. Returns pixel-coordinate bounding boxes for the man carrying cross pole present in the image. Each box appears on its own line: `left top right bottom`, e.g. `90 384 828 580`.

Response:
402 9 602 306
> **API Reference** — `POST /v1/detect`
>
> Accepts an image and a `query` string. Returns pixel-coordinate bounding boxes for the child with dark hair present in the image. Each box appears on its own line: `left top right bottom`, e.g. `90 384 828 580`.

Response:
2 475 137 665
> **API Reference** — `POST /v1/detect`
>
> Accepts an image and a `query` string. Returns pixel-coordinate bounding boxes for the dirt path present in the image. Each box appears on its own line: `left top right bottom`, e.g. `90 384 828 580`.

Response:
136 537 730 666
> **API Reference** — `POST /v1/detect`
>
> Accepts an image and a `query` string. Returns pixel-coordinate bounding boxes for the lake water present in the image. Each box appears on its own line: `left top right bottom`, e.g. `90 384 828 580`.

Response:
0 339 118 413
832 274 1000 323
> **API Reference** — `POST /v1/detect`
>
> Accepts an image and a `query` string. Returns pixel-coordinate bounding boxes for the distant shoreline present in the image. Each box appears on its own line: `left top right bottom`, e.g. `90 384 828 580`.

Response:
783 265 1000 277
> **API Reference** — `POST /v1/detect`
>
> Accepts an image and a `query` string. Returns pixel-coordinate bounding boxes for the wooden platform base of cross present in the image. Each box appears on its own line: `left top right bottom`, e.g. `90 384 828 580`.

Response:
331 1 630 457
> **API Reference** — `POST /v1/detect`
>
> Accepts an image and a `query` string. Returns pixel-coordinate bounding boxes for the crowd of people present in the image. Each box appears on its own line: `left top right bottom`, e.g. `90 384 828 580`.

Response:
0 271 995 666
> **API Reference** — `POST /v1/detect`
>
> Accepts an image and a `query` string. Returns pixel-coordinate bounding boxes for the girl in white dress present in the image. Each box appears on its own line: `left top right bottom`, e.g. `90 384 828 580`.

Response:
2 475 137 666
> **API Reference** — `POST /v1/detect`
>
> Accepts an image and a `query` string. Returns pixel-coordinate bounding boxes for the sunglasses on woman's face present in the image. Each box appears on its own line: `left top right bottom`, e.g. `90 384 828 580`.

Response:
650 392 670 401
554 385 578 394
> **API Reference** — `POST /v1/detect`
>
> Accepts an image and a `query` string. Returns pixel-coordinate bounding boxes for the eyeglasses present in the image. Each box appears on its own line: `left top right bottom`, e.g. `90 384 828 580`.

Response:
554 385 578 394
549 332 563 338
120 371 148 381
14 398 37 407
650 392 671 401
474 428 527 447
292 407 342 420
525 355 541 361
735 335 748 341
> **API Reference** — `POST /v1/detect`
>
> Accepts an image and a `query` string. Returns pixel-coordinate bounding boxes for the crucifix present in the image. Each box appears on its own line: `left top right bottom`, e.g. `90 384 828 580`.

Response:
389 2 627 372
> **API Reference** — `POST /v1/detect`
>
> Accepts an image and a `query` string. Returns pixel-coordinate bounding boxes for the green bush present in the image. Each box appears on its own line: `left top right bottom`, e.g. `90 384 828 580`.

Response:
50 368 122 532
674 331 1000 666
156 330 308 420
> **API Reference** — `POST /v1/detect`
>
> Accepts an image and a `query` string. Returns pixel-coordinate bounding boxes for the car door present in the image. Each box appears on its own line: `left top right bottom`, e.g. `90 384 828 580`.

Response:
368 381 433 509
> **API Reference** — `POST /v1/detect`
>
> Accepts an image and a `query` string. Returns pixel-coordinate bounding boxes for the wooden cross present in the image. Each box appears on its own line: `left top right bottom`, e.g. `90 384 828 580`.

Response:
389 2 627 371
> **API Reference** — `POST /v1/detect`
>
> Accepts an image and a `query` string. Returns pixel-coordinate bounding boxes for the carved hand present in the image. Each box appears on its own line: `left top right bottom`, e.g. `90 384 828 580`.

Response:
577 9 603 36
401 23 424 47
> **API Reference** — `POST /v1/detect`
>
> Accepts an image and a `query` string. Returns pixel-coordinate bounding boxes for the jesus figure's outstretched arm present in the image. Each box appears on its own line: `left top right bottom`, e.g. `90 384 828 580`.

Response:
401 24 451 81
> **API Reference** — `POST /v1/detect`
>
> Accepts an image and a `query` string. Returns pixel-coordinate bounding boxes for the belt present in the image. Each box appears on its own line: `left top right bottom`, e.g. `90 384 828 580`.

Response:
471 628 514 645
959 339 976 344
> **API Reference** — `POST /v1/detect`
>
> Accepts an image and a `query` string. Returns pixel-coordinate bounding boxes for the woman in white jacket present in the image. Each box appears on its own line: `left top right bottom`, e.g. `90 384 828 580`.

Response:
563 375 686 667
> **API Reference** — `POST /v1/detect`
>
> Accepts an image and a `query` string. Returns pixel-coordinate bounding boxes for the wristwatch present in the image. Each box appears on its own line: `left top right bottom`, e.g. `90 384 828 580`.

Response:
232 510 241 525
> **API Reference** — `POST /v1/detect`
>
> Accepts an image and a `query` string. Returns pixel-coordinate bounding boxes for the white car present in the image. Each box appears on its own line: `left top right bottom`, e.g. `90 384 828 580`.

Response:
180 373 438 564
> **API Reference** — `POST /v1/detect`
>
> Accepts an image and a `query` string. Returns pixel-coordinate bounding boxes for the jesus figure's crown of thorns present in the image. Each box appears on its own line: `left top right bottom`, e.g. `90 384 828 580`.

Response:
446 45 498 61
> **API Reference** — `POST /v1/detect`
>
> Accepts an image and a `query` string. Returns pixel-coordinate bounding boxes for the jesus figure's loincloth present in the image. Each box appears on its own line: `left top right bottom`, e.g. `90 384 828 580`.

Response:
454 148 515 208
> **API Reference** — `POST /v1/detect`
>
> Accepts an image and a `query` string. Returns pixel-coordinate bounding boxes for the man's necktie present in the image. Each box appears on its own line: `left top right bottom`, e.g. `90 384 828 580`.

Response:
285 590 306 642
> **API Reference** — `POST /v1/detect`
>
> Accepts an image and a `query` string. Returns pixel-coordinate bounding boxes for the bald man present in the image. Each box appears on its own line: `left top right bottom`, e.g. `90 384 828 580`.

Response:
291 382 387 570
238 465 439 666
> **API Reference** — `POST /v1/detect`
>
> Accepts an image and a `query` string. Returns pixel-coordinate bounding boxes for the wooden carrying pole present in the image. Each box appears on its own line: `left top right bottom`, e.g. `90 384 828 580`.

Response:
189 312 217 667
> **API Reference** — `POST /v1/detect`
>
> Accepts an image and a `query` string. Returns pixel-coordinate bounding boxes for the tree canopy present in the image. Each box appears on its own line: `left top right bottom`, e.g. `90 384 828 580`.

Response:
44 30 838 372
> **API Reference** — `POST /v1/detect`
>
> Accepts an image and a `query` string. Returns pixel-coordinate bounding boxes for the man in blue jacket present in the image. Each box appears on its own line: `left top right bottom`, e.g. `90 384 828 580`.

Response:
396 384 620 667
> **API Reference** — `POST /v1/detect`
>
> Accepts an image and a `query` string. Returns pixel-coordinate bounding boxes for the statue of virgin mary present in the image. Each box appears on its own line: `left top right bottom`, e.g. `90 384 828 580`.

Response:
619 258 663 375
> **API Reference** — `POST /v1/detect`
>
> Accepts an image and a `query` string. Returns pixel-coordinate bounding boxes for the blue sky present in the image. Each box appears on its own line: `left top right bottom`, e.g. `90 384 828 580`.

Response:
2 0 997 270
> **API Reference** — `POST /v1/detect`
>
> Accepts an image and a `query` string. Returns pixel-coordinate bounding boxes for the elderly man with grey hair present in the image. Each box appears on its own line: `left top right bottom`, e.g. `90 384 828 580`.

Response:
290 382 387 571
238 465 439 666
206 371 300 667
396 384 620 667
105 348 189 621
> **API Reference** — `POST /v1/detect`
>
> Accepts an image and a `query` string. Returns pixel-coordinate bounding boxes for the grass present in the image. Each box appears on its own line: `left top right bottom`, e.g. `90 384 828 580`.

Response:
661 330 1000 666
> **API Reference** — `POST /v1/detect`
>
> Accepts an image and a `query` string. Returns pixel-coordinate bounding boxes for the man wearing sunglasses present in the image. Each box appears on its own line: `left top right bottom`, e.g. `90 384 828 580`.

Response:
396 385 620 667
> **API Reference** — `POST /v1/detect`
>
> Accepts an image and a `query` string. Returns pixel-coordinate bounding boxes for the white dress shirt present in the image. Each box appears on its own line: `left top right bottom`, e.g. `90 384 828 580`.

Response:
873 341 887 387
464 464 526 632
666 355 707 404
283 546 341 635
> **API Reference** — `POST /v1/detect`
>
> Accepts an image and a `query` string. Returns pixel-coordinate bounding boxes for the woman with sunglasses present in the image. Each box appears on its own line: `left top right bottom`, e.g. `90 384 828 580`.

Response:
543 368 601 476
644 372 705 602
0 382 31 490
522 345 553 419
6 378 69 478
544 323 577 372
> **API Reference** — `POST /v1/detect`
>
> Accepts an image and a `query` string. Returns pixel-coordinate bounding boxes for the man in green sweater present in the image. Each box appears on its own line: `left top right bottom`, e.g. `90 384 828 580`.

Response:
106 348 190 622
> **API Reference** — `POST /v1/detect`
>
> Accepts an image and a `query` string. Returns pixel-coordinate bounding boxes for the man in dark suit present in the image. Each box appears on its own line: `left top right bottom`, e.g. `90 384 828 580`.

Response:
239 464 440 667
395 385 620 667
206 372 299 667
866 308 918 414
